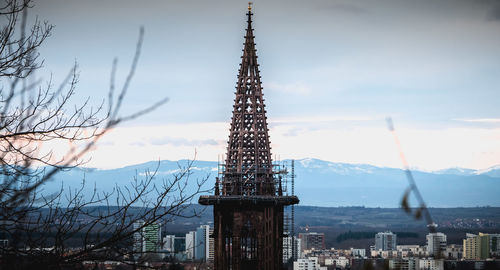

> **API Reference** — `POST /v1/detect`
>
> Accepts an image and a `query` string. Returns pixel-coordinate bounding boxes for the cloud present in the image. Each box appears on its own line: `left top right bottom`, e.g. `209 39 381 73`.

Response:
149 137 220 146
453 118 500 123
270 115 376 125
130 142 145 147
283 127 302 137
82 123 229 169
265 81 312 95
272 125 500 171
98 141 115 146
78 120 500 172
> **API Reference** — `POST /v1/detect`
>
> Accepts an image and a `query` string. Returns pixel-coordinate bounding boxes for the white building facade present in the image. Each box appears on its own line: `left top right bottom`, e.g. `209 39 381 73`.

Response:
293 257 327 270
163 235 175 252
375 231 397 251
185 231 195 260
426 232 447 257
284 235 302 263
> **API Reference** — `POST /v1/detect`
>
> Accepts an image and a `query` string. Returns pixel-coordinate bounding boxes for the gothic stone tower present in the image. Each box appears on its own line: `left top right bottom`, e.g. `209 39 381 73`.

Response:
199 4 299 270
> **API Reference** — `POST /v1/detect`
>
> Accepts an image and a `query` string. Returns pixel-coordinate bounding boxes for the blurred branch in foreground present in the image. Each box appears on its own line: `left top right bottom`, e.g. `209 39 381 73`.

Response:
386 117 436 233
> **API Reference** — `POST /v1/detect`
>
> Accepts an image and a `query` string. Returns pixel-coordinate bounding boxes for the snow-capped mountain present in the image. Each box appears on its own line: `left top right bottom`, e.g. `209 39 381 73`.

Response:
434 167 478 176
43 159 500 208
298 158 379 175
475 164 500 178
434 164 500 178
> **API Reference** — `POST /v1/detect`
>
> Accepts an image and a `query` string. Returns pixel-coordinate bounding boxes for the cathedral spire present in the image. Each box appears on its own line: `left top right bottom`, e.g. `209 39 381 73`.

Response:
223 4 274 196
199 6 299 269
239 2 259 94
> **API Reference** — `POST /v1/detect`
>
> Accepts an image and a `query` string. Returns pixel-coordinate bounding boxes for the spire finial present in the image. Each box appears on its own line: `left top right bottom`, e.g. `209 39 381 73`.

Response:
248 2 253 11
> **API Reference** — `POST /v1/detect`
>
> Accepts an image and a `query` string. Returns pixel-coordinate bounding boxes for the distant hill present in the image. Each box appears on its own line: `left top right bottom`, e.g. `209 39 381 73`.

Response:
32 204 500 249
43 158 500 207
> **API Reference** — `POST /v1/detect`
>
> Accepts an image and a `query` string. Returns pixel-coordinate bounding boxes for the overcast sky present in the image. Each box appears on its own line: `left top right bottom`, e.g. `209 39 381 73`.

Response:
30 0 500 170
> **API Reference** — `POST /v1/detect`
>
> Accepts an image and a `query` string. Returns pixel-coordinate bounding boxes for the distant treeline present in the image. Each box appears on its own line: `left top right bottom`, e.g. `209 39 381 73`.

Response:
336 231 419 243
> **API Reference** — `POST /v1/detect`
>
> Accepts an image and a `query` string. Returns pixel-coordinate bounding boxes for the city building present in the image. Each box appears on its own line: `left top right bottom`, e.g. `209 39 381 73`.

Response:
133 220 161 258
283 235 302 263
351 248 366 258
396 245 427 258
388 258 418 270
490 233 500 257
293 257 326 270
208 226 214 263
143 222 161 253
331 256 349 268
163 235 175 253
463 233 490 260
185 231 195 260
426 232 447 257
388 258 443 270
444 244 462 259
174 236 186 255
375 231 397 251
133 221 143 255
299 232 325 251
371 249 398 259
161 235 186 260
194 225 210 261
418 258 444 270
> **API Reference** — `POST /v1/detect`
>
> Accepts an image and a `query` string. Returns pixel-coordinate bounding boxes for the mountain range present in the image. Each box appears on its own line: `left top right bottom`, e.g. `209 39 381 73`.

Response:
43 158 500 207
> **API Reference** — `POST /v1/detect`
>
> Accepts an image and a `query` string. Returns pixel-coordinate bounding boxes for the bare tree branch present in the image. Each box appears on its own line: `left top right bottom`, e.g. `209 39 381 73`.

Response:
0 1 208 269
